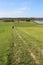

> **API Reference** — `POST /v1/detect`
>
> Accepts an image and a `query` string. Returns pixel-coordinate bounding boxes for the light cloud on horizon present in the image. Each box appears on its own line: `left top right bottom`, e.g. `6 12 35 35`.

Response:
0 7 31 17
0 0 43 17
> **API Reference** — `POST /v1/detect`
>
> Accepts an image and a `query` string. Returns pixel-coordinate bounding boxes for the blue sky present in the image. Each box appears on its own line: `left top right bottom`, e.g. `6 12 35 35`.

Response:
0 0 43 18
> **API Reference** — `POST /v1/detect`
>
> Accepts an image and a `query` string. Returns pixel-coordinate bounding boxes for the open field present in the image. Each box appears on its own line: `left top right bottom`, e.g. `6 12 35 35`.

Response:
0 21 43 65
0 22 13 65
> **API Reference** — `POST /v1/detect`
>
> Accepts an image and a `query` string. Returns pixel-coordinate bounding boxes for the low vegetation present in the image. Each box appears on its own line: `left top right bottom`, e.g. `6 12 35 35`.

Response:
0 21 43 65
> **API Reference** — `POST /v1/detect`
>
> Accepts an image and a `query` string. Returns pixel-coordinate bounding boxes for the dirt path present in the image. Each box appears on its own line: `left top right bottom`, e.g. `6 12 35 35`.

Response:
41 49 43 56
14 28 40 65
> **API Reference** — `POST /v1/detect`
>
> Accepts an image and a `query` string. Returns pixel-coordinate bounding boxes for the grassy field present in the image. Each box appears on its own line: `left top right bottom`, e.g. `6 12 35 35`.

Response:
0 22 13 65
0 21 43 65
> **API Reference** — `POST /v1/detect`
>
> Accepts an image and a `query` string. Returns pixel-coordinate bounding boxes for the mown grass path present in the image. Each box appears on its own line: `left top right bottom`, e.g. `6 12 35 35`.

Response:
12 27 37 65
13 22 43 65
16 27 43 65
0 22 43 65
14 27 40 65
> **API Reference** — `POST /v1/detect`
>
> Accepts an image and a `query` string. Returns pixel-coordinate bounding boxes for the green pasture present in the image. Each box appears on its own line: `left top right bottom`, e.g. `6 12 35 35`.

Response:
0 22 13 65
0 21 43 65
14 21 43 65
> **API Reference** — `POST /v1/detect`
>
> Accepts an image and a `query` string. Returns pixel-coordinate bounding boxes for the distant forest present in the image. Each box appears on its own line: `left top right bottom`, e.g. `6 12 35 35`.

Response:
0 18 43 22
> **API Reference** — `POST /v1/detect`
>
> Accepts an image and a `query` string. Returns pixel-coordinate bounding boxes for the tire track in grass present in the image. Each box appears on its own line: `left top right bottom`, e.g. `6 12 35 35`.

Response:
19 28 43 57
17 28 43 65
12 29 36 65
41 50 43 56
14 28 40 65
23 30 43 56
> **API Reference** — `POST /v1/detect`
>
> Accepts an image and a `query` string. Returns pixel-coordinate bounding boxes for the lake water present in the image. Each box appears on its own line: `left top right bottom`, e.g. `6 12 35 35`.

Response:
34 20 43 24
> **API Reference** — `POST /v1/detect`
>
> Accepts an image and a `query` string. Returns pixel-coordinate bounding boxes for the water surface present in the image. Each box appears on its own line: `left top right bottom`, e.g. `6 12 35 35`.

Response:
34 20 43 24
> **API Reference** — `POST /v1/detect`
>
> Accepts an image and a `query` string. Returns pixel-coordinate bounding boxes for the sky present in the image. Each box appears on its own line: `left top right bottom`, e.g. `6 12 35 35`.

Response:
0 0 43 18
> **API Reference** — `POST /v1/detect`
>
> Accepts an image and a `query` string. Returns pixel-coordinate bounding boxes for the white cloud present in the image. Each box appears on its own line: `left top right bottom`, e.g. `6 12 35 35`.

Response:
0 7 31 17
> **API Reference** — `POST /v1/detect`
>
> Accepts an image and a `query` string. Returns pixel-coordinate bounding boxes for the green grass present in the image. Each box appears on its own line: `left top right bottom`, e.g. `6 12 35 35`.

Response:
0 21 43 65
14 21 43 65
0 22 13 65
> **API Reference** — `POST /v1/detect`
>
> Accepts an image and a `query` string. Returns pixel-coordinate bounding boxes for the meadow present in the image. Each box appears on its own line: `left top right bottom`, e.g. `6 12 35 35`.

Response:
0 21 43 65
0 22 13 65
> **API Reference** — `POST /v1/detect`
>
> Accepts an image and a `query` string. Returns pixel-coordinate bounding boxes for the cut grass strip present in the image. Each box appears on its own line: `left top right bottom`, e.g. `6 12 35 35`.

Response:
13 28 37 65
16 27 43 65
14 28 40 65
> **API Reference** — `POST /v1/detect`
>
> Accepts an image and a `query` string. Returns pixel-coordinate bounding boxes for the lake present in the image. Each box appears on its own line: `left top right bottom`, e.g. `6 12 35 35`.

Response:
34 20 43 24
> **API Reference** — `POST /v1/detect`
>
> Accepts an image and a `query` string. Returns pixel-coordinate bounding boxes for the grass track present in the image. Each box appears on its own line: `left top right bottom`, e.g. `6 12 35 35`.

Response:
0 22 43 65
14 22 43 65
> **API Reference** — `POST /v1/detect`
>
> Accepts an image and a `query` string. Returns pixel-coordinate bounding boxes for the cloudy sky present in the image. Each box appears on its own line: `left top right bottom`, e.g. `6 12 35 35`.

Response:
0 0 43 18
